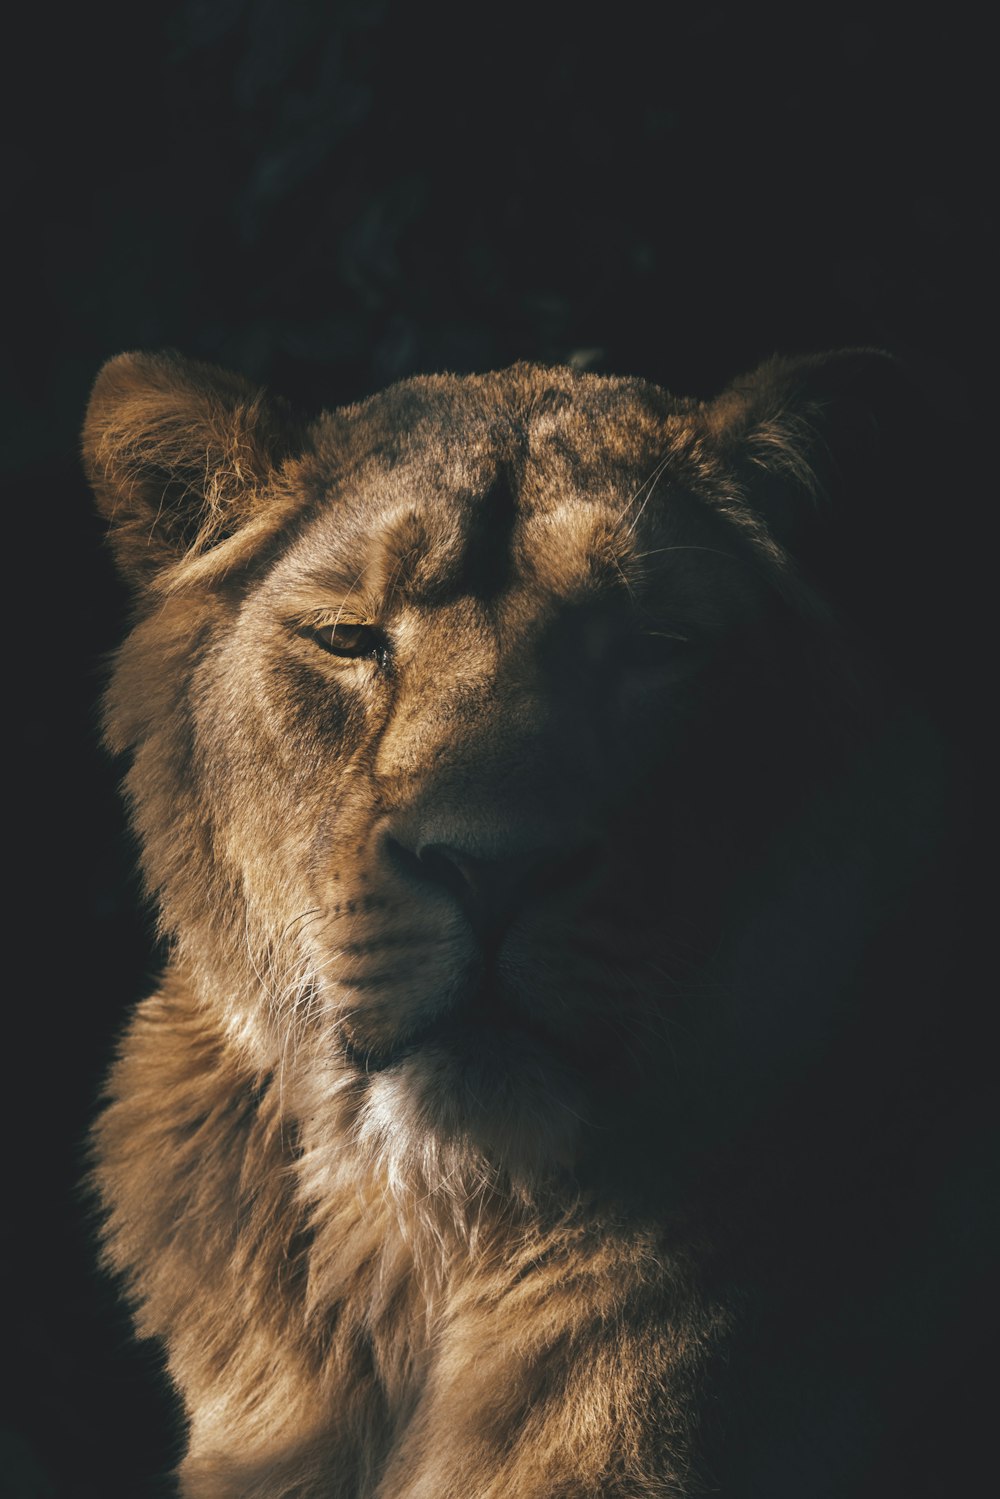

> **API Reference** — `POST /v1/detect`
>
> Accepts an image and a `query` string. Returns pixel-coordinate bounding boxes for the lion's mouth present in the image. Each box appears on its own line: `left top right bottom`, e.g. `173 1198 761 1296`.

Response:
339 980 587 1076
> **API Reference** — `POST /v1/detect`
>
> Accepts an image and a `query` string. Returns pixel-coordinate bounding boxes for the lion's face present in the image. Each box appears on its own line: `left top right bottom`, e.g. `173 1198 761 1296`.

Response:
85 354 879 1186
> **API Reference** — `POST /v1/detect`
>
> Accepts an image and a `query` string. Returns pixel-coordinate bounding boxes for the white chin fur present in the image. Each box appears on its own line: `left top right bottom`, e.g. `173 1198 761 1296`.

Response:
353 1035 588 1200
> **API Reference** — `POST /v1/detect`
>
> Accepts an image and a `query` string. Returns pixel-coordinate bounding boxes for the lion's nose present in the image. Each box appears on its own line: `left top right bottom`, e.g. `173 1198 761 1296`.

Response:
382 834 594 948
417 846 536 940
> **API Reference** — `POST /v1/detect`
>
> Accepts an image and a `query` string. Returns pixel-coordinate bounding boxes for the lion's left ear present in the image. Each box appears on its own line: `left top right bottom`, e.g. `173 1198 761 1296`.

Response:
705 348 929 586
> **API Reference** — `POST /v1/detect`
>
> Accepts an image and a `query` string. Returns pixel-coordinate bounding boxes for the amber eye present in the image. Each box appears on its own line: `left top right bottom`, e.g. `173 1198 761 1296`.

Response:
311 622 384 660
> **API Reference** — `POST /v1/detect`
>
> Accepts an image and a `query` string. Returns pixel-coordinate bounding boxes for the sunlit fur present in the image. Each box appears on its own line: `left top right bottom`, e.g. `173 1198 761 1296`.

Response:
85 350 937 1496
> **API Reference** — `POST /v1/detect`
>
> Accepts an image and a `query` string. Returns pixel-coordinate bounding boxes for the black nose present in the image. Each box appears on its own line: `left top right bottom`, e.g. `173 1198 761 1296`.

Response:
383 834 595 947
418 845 538 939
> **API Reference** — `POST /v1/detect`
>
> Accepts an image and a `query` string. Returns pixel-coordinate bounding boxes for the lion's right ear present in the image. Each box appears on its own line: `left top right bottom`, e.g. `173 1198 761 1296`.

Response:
82 351 298 585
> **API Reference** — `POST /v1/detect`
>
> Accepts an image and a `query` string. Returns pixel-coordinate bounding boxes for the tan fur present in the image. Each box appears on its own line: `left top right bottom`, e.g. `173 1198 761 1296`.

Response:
86 349 928 1496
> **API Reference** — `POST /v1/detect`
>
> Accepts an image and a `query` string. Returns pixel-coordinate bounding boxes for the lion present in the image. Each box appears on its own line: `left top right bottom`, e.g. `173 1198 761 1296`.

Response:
84 349 953 1497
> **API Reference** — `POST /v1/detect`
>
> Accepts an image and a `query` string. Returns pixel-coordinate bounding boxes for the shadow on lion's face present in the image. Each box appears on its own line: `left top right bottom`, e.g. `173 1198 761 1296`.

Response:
87 351 915 1195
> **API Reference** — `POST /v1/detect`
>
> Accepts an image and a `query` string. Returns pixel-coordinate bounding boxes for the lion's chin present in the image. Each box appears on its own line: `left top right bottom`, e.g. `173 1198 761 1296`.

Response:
350 1023 589 1193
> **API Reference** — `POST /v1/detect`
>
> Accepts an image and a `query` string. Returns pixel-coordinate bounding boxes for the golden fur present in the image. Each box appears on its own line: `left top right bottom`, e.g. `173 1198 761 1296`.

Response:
85 350 939 1496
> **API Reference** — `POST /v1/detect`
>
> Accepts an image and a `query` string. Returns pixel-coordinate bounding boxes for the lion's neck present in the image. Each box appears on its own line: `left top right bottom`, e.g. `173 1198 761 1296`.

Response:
95 972 723 1492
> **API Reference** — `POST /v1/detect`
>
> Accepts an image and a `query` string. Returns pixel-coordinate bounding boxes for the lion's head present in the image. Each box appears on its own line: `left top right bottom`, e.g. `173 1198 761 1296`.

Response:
84 350 918 1200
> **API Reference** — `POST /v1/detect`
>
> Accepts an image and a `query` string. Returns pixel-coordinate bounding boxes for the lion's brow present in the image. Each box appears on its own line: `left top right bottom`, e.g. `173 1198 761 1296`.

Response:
456 463 519 602
363 467 520 607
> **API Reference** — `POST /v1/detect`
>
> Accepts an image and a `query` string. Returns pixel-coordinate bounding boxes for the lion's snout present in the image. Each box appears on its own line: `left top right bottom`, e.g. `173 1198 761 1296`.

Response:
380 824 598 951
321 817 610 1075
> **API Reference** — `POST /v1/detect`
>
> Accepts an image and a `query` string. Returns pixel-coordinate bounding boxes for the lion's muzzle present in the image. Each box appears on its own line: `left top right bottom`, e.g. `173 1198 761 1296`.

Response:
381 827 600 952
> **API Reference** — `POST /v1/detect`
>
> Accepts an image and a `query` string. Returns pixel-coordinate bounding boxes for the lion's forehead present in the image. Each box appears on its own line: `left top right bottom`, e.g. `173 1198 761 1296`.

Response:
281 382 706 612
327 368 675 499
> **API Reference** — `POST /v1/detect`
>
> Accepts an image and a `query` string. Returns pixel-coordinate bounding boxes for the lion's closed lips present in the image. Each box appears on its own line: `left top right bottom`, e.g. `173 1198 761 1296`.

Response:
338 982 602 1076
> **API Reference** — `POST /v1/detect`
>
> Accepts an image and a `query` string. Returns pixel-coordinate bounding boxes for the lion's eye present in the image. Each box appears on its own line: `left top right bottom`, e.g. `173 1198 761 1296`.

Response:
629 630 689 668
311 622 383 660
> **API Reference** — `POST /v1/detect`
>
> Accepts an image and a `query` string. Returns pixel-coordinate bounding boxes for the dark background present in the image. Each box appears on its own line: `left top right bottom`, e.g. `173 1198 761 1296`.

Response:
4 2 991 1495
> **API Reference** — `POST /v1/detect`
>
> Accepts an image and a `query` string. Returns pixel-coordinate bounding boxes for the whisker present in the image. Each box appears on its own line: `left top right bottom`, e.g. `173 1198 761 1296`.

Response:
622 450 673 537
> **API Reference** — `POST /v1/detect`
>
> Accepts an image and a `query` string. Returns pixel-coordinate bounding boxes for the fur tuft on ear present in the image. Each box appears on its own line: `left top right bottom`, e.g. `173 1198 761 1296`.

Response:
709 348 923 534
702 348 936 621
82 350 297 584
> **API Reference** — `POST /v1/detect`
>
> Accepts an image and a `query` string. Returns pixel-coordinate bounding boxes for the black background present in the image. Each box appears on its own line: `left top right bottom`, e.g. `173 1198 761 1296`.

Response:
4 3 991 1495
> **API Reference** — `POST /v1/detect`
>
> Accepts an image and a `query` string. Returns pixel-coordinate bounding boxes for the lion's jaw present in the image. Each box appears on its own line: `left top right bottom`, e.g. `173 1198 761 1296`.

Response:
290 797 672 1192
